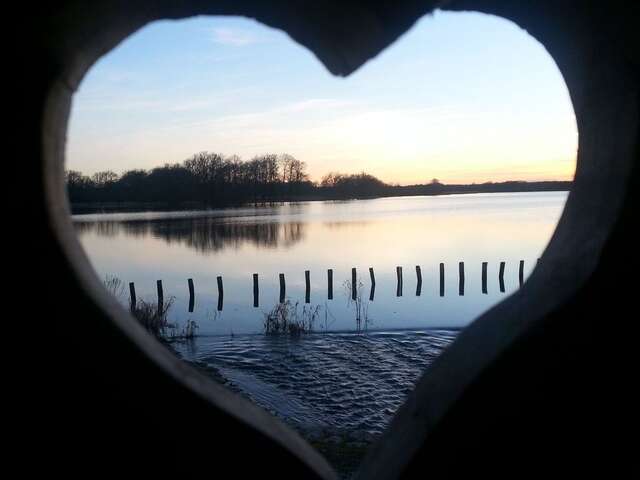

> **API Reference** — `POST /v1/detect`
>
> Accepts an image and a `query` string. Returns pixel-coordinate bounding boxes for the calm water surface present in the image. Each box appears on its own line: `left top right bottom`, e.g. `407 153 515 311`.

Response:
76 191 566 334
75 192 567 435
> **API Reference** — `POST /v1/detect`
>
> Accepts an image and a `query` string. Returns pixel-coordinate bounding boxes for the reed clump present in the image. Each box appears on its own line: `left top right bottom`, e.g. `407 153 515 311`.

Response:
131 297 175 338
102 275 198 341
263 300 321 336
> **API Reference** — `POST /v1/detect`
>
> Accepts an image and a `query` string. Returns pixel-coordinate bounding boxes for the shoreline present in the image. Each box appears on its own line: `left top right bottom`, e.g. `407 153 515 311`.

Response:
70 187 570 215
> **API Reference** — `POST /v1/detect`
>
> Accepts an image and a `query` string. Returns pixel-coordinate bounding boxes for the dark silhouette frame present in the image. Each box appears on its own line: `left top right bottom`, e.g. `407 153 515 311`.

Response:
26 1 639 479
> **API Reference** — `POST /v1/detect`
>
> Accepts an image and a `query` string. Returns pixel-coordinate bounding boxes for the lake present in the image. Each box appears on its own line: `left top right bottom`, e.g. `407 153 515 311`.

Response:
74 191 567 444
75 191 567 334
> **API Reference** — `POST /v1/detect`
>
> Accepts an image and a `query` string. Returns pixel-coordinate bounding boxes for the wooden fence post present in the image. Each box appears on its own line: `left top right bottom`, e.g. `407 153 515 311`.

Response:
156 280 163 316
352 268 357 301
482 262 488 294
188 278 195 312
253 273 259 308
217 276 224 311
129 282 136 312
279 273 286 304
369 268 375 301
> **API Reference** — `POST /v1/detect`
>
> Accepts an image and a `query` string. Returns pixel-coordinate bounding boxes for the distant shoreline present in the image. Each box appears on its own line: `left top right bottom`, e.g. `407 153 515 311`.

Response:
70 183 571 214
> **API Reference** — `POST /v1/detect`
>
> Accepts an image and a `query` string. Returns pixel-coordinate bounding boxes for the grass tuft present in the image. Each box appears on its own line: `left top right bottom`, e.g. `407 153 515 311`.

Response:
263 300 321 336
102 275 198 341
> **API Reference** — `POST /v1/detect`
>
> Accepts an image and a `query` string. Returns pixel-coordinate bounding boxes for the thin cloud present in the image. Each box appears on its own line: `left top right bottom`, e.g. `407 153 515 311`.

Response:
212 27 257 47
74 87 251 113
282 98 354 113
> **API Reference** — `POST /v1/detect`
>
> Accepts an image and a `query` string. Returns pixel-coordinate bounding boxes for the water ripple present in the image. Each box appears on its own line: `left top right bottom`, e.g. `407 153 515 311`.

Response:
176 329 457 434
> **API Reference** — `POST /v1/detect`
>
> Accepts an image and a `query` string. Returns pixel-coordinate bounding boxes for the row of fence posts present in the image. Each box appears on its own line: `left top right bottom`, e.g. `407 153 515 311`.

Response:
128 260 533 314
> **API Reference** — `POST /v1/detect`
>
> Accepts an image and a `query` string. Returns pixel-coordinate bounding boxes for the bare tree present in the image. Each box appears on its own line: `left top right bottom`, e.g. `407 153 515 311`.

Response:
278 153 294 182
92 170 119 186
290 158 308 182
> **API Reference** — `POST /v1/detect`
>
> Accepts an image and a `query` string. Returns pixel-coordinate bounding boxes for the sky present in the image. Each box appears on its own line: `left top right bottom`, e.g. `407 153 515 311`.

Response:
66 10 578 185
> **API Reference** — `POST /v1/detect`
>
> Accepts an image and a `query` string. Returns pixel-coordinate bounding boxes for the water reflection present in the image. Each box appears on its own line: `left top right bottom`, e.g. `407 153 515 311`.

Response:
75 218 306 253
76 192 568 335
323 221 372 230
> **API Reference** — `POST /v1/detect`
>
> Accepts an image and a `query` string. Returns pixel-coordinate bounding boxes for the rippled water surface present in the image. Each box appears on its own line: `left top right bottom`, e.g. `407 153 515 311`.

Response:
174 329 457 434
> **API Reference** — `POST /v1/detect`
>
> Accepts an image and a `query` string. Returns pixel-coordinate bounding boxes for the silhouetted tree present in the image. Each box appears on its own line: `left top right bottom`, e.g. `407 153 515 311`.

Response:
65 151 571 211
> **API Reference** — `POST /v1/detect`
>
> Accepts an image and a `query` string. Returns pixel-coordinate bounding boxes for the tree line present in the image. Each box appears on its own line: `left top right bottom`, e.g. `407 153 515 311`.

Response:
67 152 314 205
66 151 400 206
66 150 572 209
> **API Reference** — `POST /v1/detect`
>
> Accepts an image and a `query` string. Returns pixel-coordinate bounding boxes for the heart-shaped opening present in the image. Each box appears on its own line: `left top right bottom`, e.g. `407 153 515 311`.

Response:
65 10 576 478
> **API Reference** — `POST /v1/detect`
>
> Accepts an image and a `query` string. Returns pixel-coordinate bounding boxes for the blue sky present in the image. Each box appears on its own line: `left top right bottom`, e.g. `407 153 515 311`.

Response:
66 10 577 184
